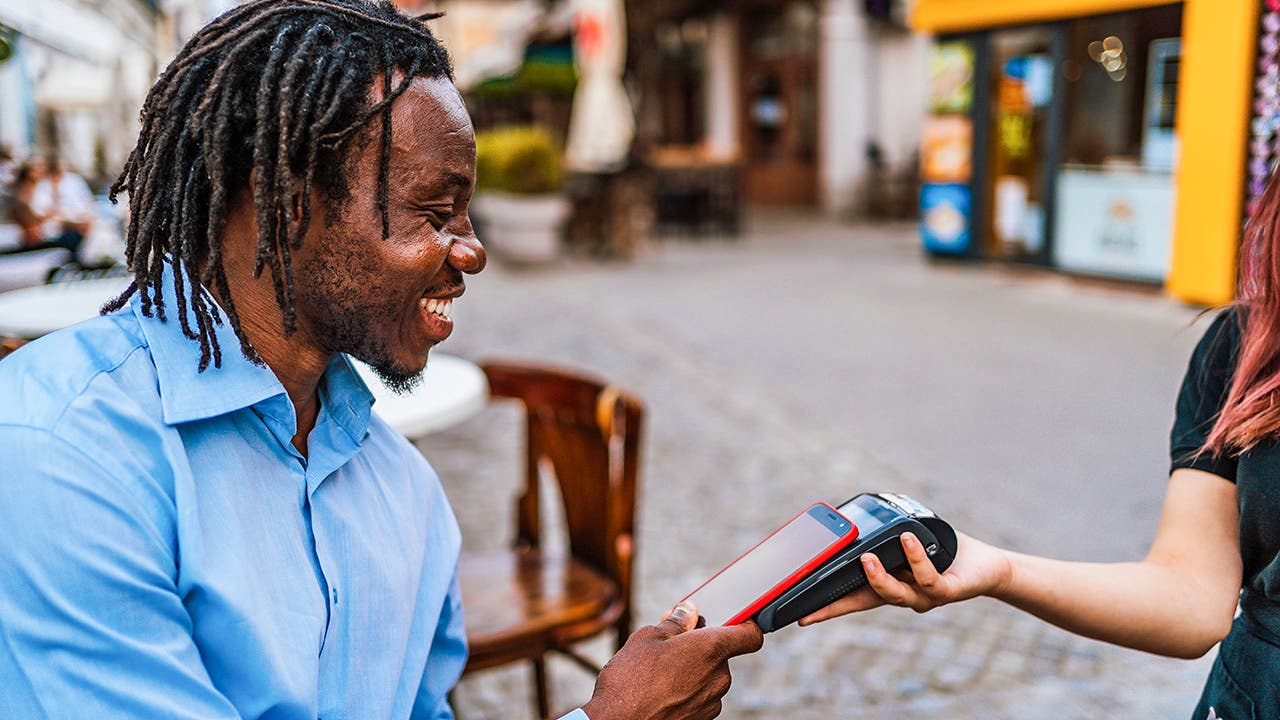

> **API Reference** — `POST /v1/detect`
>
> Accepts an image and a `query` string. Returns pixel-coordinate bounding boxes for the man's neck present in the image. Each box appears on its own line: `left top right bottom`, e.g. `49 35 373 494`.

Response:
217 284 330 459
254 333 328 459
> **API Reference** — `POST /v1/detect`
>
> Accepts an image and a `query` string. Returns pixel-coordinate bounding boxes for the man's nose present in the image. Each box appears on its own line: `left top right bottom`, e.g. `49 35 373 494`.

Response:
447 229 486 274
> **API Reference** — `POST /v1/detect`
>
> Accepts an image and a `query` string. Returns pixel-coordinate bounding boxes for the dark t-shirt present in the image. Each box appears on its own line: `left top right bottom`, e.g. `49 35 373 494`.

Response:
1171 309 1280 605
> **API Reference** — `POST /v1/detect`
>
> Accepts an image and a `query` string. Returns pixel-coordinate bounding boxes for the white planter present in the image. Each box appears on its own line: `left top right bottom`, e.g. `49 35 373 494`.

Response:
471 192 571 264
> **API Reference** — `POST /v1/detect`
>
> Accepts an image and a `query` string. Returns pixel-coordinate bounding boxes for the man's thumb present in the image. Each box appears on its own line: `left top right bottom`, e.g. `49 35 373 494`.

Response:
659 601 700 635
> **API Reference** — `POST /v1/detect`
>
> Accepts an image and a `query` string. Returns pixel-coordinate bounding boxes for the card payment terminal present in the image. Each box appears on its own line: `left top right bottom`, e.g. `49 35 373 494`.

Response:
754 492 958 633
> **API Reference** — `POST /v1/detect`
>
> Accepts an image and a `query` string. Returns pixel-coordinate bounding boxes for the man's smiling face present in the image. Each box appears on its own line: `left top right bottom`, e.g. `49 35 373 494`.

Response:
292 75 486 392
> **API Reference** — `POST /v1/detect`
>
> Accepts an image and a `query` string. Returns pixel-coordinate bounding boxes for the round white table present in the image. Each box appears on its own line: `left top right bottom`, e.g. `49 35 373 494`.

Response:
0 278 488 437
351 356 488 438
0 277 131 338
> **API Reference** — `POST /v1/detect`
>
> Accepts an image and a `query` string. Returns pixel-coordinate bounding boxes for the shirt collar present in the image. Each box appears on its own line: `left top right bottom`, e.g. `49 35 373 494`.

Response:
319 353 375 445
134 262 375 436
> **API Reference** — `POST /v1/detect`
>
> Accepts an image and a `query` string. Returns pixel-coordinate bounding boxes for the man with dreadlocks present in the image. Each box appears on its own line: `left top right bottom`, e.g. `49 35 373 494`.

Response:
0 1 762 718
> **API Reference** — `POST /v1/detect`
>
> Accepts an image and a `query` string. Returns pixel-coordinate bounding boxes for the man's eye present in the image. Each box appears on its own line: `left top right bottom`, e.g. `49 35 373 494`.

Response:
426 209 455 225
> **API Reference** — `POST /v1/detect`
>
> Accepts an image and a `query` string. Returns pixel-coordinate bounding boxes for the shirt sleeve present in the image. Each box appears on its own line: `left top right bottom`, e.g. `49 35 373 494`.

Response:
557 711 590 720
1170 309 1241 481
0 425 239 720
412 571 468 720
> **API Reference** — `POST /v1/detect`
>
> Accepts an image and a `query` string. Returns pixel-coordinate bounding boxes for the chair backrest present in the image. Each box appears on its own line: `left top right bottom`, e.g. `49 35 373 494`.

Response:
0 336 28 361
481 360 644 618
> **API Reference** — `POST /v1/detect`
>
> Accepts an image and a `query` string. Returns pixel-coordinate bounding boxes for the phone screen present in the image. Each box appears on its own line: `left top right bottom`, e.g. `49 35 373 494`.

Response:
682 504 857 626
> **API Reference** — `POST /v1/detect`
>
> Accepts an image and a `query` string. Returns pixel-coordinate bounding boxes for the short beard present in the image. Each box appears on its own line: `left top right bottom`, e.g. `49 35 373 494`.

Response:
371 361 425 395
296 229 429 397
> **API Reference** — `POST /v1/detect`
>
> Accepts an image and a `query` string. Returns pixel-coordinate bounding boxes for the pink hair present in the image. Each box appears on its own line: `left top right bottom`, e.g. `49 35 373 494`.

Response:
1207 172 1280 452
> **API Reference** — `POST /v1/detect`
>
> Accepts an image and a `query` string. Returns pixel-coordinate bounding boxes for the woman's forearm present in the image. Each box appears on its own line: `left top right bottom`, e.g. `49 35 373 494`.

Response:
994 551 1234 659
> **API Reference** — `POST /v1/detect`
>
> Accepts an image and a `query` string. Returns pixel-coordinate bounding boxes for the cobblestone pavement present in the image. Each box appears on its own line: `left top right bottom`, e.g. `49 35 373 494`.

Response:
416 215 1216 719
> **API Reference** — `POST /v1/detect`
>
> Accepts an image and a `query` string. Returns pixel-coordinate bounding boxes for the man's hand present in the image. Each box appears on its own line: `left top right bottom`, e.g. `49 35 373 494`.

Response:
580 601 764 720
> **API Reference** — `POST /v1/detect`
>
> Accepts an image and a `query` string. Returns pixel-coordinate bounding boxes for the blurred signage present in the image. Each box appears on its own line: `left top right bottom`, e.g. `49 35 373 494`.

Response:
920 183 972 254
921 115 972 183
997 113 1032 159
1052 169 1173 281
928 42 974 114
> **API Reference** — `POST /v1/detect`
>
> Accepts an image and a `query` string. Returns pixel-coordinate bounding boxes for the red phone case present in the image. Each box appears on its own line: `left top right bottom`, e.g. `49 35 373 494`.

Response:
682 502 859 626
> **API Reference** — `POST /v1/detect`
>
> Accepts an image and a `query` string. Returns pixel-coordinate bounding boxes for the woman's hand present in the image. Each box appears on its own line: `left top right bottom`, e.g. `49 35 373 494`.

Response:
798 531 1012 624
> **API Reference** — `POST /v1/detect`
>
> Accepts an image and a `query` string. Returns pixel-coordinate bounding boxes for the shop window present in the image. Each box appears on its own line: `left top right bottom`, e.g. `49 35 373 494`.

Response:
739 1 819 205
654 19 709 146
1062 6 1182 171
984 27 1056 260
1053 5 1183 282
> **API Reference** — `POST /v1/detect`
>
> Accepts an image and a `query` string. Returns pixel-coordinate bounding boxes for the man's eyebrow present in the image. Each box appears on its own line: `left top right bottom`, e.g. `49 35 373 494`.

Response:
438 171 471 189
411 170 472 196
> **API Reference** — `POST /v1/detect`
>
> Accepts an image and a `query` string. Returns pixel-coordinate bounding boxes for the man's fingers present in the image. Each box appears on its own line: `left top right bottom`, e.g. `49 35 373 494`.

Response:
798 586 886 625
657 601 699 637
698 620 765 659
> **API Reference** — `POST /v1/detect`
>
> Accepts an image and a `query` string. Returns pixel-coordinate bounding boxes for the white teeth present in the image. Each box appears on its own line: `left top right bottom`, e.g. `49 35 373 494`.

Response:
420 297 454 320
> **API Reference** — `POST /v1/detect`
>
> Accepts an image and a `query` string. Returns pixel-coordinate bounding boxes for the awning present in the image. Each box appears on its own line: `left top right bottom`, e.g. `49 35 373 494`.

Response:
33 60 113 109
911 0 1182 34
0 0 124 63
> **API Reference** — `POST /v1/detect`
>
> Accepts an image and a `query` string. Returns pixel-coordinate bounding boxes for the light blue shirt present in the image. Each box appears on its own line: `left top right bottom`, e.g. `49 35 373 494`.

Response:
0 268 589 720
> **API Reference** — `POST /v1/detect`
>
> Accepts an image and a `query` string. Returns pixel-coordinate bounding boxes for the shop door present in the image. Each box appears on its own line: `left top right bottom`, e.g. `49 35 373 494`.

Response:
739 2 819 206
981 27 1062 262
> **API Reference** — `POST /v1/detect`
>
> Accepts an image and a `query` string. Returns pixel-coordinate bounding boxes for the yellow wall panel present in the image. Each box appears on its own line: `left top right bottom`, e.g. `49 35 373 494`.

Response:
1167 0 1257 306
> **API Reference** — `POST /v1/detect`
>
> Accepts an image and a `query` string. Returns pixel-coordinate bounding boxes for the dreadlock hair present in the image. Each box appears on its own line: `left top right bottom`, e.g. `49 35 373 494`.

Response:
104 0 454 371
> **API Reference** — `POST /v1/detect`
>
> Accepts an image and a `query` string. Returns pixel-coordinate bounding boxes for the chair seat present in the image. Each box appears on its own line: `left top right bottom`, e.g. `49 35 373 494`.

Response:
459 546 620 671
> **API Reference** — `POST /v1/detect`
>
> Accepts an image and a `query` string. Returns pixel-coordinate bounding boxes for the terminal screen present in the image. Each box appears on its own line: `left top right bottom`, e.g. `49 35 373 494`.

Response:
837 495 900 537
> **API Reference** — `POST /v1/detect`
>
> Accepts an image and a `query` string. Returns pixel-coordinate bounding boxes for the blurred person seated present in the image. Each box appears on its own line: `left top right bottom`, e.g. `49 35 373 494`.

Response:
0 144 16 187
3 160 84 263
32 155 95 238
0 144 17 250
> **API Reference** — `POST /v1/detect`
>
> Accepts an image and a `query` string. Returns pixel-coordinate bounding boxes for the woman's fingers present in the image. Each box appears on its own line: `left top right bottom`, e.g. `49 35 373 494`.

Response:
900 532 944 593
802 534 958 627
861 551 925 609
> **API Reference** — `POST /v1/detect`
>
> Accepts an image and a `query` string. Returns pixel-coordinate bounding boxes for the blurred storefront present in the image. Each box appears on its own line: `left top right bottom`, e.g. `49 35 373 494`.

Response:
912 0 1260 306
0 0 159 184
630 1 928 221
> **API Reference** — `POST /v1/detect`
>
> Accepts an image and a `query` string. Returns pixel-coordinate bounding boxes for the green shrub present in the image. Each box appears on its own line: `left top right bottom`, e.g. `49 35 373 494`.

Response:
475 126 564 195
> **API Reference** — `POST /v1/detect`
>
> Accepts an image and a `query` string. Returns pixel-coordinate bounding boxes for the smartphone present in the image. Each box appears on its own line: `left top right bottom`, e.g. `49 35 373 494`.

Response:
679 502 858 627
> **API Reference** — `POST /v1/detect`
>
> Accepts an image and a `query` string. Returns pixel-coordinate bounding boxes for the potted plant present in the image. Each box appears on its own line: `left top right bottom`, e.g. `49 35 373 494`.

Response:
471 126 570 264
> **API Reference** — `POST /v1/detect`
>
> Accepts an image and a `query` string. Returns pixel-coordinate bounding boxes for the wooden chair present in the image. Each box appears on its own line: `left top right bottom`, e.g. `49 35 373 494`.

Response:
458 360 644 720
0 336 27 361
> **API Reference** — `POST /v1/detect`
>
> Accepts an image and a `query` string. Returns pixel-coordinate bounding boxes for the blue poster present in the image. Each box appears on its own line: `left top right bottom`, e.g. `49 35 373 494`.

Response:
920 183 972 254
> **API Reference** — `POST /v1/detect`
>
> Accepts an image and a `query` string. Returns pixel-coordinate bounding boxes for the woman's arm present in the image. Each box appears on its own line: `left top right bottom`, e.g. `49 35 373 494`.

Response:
801 468 1242 659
